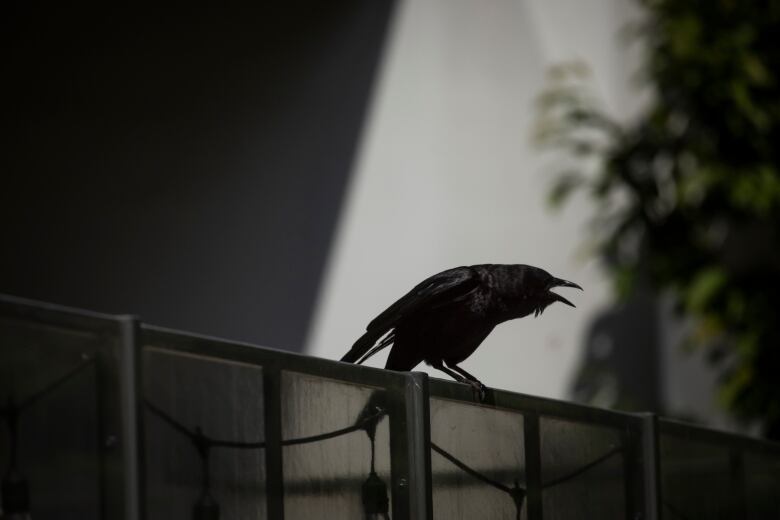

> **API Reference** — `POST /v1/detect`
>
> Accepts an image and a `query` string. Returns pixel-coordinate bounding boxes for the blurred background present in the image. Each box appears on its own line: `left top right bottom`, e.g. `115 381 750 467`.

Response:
4 0 779 439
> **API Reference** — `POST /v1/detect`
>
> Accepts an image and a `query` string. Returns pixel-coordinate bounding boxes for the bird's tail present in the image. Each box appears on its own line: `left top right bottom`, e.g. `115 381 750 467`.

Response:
341 329 394 364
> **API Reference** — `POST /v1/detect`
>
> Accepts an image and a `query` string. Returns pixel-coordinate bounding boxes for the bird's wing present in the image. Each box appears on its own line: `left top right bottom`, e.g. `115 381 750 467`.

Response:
341 267 479 364
367 266 479 331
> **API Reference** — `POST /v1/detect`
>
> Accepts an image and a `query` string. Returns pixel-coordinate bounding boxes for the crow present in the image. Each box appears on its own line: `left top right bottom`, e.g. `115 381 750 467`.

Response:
340 264 582 397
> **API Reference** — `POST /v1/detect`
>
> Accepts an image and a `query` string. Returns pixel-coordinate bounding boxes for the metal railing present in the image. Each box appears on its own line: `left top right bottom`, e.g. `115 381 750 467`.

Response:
1 294 779 519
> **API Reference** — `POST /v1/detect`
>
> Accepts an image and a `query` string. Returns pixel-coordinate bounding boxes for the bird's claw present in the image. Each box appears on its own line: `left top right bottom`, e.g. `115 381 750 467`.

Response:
467 380 488 402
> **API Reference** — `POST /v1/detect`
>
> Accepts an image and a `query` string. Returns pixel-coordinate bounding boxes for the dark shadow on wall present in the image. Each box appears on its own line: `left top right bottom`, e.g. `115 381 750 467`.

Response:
1 2 396 351
569 289 661 413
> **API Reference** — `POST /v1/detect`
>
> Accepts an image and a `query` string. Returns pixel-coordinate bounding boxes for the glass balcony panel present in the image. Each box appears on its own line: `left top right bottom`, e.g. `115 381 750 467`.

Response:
540 417 625 519
0 316 102 520
143 348 266 519
281 371 392 519
659 432 737 519
429 398 526 520
744 451 780 519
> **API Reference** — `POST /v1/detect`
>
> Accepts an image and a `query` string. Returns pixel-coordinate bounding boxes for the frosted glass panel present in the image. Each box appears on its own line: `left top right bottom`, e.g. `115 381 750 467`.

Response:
660 433 738 519
430 398 526 520
281 371 392 519
745 451 780 519
0 317 101 520
540 418 624 519
143 348 266 520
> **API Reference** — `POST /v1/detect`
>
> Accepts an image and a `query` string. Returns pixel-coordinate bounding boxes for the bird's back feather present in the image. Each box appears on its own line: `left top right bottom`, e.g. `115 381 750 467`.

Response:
340 266 479 365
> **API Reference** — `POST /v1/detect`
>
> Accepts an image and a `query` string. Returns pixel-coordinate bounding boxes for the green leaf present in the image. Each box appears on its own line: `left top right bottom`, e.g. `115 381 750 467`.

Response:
667 14 701 58
686 267 727 312
729 166 780 214
548 173 584 208
614 267 636 299
743 54 771 86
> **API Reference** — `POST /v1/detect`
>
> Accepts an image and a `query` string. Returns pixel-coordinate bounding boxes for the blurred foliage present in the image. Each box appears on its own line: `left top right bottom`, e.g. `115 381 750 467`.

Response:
535 0 780 438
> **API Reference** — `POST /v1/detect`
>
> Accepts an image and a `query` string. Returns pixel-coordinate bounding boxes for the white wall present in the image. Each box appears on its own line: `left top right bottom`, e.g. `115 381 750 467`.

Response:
305 0 642 399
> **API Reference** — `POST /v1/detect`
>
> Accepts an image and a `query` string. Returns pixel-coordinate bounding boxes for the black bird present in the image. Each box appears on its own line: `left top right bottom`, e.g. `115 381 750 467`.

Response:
340 264 582 396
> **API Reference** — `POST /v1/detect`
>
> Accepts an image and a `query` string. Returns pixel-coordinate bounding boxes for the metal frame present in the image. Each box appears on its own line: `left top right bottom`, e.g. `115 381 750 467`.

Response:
3 293 780 520
657 416 780 519
640 413 662 520
141 324 432 519
428 379 650 520
0 295 139 520
659 417 780 455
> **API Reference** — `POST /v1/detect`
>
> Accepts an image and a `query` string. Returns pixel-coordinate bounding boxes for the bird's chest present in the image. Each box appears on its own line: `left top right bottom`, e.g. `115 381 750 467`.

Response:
467 289 527 324
421 312 496 363
465 290 500 318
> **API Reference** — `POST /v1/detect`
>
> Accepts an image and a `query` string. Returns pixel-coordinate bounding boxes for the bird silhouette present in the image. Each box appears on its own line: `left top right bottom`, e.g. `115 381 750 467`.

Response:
340 264 582 398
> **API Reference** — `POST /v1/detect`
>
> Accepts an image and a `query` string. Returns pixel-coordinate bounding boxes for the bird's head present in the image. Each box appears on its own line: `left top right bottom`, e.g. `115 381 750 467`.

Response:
532 272 583 317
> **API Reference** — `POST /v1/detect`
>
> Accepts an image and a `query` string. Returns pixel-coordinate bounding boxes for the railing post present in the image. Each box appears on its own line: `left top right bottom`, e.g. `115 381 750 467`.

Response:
640 413 662 520
263 362 285 519
389 371 431 519
523 413 543 519
118 315 142 520
728 448 747 517
406 372 432 520
622 420 642 519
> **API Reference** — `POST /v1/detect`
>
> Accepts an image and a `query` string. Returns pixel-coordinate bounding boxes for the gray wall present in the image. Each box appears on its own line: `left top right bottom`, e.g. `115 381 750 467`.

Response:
306 0 637 398
1 4 396 351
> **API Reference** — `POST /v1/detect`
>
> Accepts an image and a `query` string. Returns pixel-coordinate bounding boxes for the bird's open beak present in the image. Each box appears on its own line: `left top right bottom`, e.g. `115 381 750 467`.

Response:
551 292 576 308
549 278 582 308
552 278 583 291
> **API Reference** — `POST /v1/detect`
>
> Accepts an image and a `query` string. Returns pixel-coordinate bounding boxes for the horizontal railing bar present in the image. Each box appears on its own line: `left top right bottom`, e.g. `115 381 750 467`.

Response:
428 378 642 431
659 417 780 455
4 292 780 458
0 293 121 333
142 324 410 389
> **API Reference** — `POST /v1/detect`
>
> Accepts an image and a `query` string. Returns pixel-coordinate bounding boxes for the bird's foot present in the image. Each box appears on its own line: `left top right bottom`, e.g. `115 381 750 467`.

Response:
467 380 488 402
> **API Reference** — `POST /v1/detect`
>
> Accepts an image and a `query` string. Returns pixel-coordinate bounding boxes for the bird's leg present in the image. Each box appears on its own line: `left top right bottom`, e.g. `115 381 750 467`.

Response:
444 361 487 402
429 360 470 385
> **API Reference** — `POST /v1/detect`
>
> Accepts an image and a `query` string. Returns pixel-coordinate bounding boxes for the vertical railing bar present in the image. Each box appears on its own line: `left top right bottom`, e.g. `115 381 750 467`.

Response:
406 372 432 520
388 382 408 519
94 349 108 520
263 362 285 519
388 371 431 520
523 413 543 519
118 316 141 520
622 421 642 519
729 448 747 517
640 413 662 520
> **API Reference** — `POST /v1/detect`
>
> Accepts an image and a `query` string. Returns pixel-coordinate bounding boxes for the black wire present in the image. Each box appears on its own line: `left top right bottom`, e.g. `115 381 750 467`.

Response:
145 400 204 443
430 442 514 494
1 356 95 414
281 417 381 447
144 399 386 450
370 435 376 474
431 442 527 520
147 398 623 501
542 444 623 489
431 441 624 494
